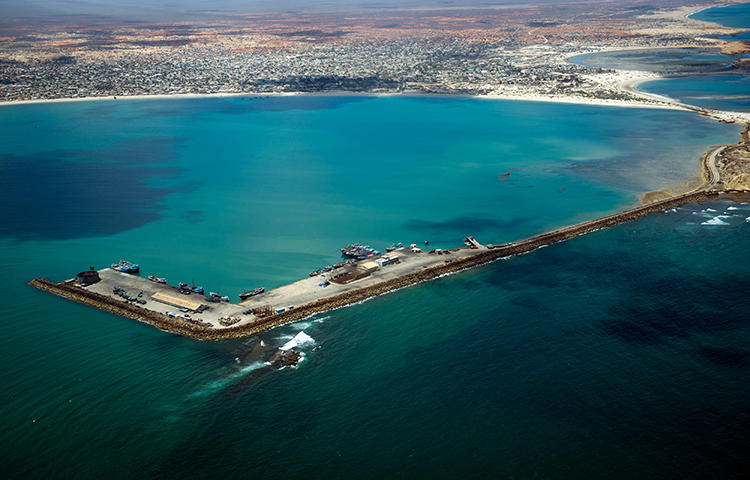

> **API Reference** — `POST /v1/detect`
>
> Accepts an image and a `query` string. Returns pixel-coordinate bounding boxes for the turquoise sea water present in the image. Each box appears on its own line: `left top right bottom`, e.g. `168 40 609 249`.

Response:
1 95 748 478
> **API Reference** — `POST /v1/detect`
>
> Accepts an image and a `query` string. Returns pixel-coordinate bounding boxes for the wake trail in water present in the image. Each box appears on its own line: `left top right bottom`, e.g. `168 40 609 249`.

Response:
188 361 270 399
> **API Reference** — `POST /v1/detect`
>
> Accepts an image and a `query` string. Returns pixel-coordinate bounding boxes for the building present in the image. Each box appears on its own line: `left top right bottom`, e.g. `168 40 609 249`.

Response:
375 254 400 267
76 267 101 285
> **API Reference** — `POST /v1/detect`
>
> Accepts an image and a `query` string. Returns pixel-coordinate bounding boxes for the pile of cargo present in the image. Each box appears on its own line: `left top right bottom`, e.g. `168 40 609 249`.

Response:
219 316 241 327
251 305 274 317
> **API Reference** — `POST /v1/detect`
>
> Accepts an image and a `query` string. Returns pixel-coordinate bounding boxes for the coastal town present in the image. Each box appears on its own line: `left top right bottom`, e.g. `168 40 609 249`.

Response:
1 0 748 104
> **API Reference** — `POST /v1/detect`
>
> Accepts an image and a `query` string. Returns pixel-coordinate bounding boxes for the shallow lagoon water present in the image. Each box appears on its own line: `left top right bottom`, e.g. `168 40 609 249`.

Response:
636 3 750 112
1 95 748 479
689 2 750 42
641 74 750 112
569 48 735 73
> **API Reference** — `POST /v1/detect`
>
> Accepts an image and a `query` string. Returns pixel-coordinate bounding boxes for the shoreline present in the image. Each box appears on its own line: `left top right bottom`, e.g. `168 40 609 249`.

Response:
0 84 690 111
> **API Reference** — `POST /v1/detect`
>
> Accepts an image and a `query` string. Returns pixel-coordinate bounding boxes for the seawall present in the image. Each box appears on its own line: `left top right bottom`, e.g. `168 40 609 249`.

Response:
30 189 742 341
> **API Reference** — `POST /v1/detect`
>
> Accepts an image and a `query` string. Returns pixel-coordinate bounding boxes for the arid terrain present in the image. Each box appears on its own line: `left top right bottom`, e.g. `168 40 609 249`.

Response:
1 0 748 103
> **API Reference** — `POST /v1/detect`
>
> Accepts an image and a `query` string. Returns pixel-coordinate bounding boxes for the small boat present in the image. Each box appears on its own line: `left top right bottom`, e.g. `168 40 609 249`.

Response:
147 275 166 283
112 260 139 273
192 286 204 294
114 260 139 273
341 243 381 259
239 287 265 300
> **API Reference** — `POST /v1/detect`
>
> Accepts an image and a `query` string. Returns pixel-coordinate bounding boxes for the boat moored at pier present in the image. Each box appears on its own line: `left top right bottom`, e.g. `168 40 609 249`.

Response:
239 287 265 299
111 260 139 274
341 243 380 259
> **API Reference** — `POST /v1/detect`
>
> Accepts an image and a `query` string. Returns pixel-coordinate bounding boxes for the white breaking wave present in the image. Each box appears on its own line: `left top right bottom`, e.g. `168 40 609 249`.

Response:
280 331 315 351
702 216 730 226
727 206 739 211
291 321 312 330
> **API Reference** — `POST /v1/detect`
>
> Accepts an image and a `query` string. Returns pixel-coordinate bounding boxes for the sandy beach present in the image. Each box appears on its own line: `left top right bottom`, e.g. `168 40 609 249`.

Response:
0 91 303 108
0 78 688 112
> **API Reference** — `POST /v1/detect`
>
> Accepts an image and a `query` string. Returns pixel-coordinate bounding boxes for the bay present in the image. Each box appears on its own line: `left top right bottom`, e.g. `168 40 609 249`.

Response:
1 95 747 479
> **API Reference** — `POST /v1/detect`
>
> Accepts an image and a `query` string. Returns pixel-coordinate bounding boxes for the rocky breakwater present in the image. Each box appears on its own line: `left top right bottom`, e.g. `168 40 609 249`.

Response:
30 189 740 341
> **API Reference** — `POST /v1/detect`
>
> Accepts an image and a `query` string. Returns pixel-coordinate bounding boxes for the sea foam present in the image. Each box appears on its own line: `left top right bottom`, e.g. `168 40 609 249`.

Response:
280 331 315 351
702 216 730 225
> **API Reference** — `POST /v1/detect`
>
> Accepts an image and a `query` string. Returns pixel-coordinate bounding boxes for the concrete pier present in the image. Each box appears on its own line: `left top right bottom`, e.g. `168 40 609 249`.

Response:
29 189 746 341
